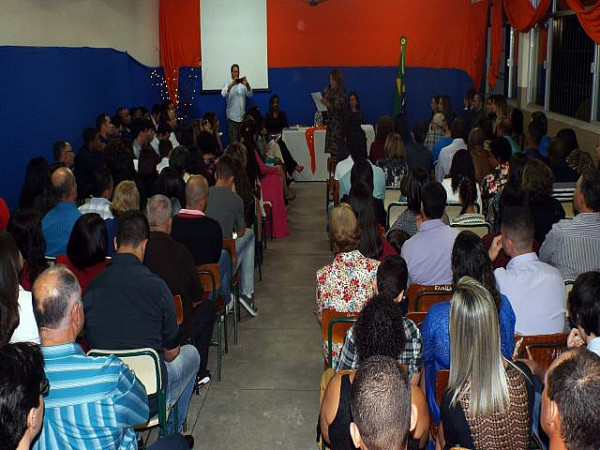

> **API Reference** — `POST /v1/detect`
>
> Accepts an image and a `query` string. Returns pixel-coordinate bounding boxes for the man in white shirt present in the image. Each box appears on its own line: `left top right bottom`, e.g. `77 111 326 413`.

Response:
78 167 114 220
221 64 253 144
491 206 566 335
435 118 468 182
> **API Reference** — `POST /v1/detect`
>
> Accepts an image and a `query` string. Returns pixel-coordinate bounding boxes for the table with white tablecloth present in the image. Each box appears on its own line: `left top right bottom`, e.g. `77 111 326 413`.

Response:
282 125 375 181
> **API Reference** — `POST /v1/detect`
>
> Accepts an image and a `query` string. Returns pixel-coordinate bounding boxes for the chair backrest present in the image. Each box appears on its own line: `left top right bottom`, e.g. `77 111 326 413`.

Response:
558 198 575 219
450 222 491 238
407 284 453 312
222 238 238 267
196 264 221 294
386 201 408 229
384 188 402 211
331 178 340 206
435 369 450 406
512 333 569 370
321 309 359 367
565 279 574 317
87 348 162 395
172 295 183 326
405 311 428 329
445 203 463 219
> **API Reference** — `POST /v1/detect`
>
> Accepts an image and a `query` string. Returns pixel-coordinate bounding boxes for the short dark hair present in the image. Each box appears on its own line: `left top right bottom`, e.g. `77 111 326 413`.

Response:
421 181 447 219
33 266 81 329
158 139 173 159
132 119 154 139
386 229 410 254
556 128 579 153
546 348 600 450
93 166 113 198
491 137 512 164
157 122 172 137
67 214 108 269
569 271 600 337
522 158 553 202
527 120 545 146
405 167 429 213
347 129 368 162
581 169 600 212
96 113 109 131
216 155 236 180
450 118 468 141
116 210 149 248
351 355 411 450
531 111 548 135
376 255 408 303
465 88 477 102
52 140 70 162
501 206 534 251
0 343 45 449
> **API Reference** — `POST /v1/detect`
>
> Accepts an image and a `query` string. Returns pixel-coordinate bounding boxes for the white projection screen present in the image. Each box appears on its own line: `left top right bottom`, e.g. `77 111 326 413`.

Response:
200 0 269 91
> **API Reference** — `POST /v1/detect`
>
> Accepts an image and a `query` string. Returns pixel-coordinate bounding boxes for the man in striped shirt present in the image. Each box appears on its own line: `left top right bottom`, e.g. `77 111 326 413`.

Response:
31 265 152 449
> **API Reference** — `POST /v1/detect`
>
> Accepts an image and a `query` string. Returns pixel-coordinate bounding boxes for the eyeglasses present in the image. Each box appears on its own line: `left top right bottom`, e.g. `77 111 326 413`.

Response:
40 377 50 397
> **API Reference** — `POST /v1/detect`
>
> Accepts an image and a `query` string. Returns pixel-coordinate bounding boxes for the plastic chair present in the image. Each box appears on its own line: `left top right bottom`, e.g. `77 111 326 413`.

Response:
405 311 428 329
406 284 453 312
320 309 359 369
558 197 575 219
222 238 240 345
512 333 569 371
386 201 408 229
197 264 225 381
87 348 177 436
172 295 183 326
450 221 491 238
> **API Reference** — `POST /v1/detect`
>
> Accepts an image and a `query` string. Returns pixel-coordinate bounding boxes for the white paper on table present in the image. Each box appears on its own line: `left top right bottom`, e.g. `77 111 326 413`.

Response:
311 92 327 112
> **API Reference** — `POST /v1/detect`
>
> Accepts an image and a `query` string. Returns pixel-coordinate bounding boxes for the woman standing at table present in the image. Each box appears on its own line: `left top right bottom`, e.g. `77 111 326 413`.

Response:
321 69 347 159
264 94 303 176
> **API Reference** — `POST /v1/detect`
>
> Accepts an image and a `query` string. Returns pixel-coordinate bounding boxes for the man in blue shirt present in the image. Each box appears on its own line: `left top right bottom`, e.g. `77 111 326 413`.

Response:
41 167 81 257
221 63 252 143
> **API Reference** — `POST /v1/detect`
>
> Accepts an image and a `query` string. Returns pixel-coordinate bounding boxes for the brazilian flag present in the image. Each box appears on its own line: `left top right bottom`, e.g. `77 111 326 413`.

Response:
392 36 407 120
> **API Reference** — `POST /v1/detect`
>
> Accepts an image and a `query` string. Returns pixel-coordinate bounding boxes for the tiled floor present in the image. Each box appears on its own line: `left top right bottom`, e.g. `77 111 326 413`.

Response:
189 182 330 449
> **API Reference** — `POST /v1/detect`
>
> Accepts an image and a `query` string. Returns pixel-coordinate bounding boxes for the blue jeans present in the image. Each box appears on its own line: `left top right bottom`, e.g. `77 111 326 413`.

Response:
235 228 255 297
218 249 232 303
165 344 200 431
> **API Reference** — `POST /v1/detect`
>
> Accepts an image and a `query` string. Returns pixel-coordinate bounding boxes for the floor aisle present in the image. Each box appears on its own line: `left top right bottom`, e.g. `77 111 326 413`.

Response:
189 182 331 449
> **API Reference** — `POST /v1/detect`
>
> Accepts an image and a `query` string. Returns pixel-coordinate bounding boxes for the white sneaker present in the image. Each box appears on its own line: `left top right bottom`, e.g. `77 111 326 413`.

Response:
239 295 258 317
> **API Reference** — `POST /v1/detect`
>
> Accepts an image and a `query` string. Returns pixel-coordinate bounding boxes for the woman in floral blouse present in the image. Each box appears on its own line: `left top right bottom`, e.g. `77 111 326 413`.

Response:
316 204 379 365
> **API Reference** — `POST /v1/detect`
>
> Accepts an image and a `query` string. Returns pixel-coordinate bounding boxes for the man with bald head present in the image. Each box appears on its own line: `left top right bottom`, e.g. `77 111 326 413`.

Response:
41 166 81 256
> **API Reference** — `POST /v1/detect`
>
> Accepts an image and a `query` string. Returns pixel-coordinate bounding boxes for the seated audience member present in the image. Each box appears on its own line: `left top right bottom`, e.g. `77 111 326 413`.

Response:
401 181 458 286
336 256 422 381
441 148 482 209
481 136 513 204
0 232 39 345
206 156 257 315
151 122 173 155
341 160 386 228
541 348 600 450
509 107 525 148
422 231 515 424
487 94 507 135
78 167 114 219
496 119 520 155
75 128 105 201
438 94 456 127
566 271 600 357
83 211 200 434
431 121 453 164
438 277 533 450
376 132 409 188
156 139 173 173
105 180 140 257
548 137 580 183
316 204 379 364
450 178 486 224
152 166 186 215
406 120 432 173
531 110 551 158
96 113 113 145
424 113 448 154
557 127 595 176
491 207 566 335
144 194 215 388
171 175 232 306
345 92 365 129
386 229 410 254
435 118 468 182
339 130 386 201
223 143 258 229
0 342 46 450
524 119 549 163
131 118 156 159
52 140 74 168
466 127 493 183
18 157 49 211
56 214 109 293
368 115 394 164
522 158 565 245
7 210 47 291
540 170 600 279
350 356 419 450
41 167 81 257
389 167 428 237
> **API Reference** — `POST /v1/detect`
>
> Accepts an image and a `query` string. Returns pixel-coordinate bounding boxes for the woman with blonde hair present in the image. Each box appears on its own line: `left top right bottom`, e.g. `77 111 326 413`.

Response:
105 180 140 255
316 204 379 365
376 132 409 188
438 276 533 450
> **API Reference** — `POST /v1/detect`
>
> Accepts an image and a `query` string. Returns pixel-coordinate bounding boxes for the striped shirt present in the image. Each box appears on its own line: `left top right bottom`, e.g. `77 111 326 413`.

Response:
78 197 114 220
539 212 600 280
34 343 149 450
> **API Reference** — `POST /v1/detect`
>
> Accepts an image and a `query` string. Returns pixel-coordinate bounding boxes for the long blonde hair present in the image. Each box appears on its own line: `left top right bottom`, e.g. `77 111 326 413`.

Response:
448 276 509 416
110 180 140 217
384 133 406 160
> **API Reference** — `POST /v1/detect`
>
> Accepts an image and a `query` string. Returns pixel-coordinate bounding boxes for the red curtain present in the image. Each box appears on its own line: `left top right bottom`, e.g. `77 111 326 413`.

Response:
503 0 552 32
565 0 600 43
159 0 200 105
488 0 504 88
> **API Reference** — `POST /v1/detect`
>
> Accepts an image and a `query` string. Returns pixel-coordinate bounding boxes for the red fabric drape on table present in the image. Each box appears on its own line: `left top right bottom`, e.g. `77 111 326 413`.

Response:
565 0 600 43
503 0 552 32
304 126 326 174
488 0 504 88
159 0 201 105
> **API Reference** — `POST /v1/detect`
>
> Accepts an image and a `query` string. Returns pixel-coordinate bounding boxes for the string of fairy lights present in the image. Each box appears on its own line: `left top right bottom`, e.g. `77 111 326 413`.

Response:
149 66 201 122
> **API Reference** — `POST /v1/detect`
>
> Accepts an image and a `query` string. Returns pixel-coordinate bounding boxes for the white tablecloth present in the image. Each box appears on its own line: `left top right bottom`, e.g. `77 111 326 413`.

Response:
282 125 375 181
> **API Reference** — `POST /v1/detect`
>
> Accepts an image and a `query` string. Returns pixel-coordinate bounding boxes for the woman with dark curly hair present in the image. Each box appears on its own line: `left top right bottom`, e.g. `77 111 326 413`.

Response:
7 210 47 291
522 158 565 245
